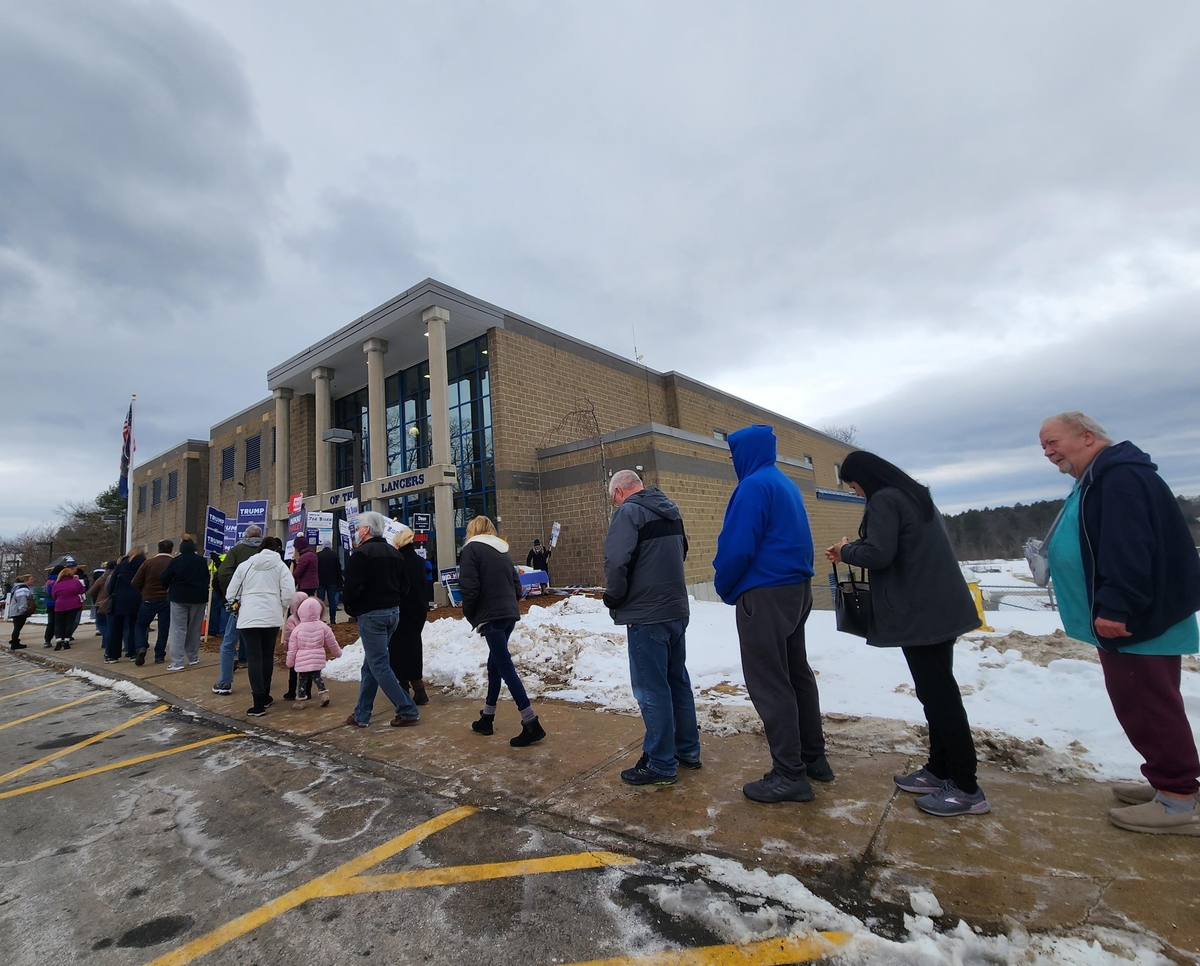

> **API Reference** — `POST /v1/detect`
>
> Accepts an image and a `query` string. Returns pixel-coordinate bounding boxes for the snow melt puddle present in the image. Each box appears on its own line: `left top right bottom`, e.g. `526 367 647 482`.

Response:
648 854 1172 965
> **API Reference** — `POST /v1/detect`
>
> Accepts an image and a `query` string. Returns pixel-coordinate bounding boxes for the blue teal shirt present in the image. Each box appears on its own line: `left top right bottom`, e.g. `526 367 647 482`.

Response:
1048 484 1198 655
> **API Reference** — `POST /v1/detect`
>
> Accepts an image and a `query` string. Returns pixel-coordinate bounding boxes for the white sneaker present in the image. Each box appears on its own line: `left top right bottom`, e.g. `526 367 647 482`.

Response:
166 662 186 671
188 659 200 666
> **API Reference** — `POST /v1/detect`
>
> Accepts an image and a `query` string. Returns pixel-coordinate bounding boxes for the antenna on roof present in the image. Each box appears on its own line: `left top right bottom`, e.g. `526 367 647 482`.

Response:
632 324 643 364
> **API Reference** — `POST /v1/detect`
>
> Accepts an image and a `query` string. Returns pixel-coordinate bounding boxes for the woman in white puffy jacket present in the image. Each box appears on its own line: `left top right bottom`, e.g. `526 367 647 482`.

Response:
226 550 296 718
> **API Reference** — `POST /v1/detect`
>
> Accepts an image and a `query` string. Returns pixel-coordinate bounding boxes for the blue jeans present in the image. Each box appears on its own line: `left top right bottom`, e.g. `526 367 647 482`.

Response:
135 599 171 660
482 620 530 712
626 619 701 777
316 585 341 623
352 608 419 724
105 612 138 659
216 611 243 687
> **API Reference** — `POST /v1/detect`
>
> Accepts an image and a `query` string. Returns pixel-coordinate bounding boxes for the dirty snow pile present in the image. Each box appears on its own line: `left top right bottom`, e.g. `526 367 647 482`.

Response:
632 853 1175 965
322 587 1200 783
68 668 159 703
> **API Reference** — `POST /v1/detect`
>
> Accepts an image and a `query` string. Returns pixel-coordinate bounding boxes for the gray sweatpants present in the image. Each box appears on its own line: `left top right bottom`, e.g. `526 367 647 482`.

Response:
735 580 825 782
168 602 206 665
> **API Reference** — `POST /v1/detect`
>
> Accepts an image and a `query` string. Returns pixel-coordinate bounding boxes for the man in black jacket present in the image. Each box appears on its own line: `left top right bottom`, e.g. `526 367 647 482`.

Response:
343 511 420 728
603 470 699 787
1040 411 1200 836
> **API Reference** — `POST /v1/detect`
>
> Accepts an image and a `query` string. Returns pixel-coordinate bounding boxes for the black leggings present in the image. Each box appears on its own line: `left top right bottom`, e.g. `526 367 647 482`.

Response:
241 627 279 706
903 641 979 793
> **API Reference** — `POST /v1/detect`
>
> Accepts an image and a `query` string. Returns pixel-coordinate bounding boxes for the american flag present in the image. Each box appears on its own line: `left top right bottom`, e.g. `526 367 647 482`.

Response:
118 400 134 499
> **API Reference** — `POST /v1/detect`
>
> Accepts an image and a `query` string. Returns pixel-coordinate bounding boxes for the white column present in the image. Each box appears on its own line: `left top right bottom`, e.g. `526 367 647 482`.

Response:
273 387 293 539
362 338 389 502
312 366 334 497
424 306 455 604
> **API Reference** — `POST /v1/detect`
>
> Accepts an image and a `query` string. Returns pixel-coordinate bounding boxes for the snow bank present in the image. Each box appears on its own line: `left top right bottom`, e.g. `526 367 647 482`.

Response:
68 668 159 704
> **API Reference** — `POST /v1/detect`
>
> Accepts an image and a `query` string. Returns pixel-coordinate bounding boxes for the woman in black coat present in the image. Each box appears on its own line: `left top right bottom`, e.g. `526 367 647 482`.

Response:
826 451 985 818
457 516 545 747
389 525 431 704
105 551 145 661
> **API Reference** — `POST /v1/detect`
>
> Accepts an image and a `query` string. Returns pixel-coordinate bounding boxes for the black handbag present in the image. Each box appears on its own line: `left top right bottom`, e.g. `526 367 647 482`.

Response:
832 563 872 638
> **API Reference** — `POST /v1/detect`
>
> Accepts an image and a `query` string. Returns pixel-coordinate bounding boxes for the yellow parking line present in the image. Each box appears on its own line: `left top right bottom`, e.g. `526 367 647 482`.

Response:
0 680 67 701
339 851 638 894
563 933 852 966
0 669 41 683
144 805 479 966
0 704 167 785
0 733 240 800
0 693 100 732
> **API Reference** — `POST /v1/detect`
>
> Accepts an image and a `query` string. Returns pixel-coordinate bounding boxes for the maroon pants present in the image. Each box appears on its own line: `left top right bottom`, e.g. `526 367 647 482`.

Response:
1098 649 1200 795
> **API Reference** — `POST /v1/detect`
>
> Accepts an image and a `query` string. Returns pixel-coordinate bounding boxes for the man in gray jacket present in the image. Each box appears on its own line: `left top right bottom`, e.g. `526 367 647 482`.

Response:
603 470 700 786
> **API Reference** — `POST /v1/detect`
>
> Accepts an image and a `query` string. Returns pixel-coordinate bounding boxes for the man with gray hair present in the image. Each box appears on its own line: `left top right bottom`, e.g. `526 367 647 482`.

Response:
1039 412 1200 835
604 470 700 786
212 524 263 695
343 510 421 728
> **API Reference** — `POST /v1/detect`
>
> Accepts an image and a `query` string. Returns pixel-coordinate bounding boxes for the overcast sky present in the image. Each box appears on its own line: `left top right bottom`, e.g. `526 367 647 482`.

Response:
3 0 1198 536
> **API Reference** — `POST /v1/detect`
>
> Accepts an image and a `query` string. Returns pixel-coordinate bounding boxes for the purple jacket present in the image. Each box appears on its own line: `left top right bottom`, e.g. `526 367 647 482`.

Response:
291 547 319 592
51 575 87 613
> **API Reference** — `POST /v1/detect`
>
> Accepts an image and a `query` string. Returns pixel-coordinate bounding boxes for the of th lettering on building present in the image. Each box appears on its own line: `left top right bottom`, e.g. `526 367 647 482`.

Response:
130 279 864 605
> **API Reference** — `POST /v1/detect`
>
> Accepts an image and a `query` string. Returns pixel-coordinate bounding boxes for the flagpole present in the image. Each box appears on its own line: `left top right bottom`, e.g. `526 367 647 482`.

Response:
124 394 136 556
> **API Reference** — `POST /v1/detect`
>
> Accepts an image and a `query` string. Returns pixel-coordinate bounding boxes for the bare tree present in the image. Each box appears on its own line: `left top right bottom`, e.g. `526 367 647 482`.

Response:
821 424 859 445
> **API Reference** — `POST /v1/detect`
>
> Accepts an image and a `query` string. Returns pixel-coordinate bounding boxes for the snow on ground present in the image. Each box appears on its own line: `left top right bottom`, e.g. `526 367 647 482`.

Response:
632 853 1175 965
322 572 1200 783
67 668 159 703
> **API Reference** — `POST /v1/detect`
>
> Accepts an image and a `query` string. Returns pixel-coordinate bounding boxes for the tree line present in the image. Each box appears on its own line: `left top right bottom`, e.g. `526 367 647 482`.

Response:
0 485 127 586
943 495 1200 560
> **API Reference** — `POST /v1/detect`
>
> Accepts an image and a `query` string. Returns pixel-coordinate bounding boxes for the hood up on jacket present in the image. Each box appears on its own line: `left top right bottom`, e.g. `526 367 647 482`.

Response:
728 424 777 480
289 591 309 619
298 597 324 622
465 534 510 554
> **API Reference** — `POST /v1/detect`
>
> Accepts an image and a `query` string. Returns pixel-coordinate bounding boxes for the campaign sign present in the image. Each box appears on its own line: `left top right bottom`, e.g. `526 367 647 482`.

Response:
236 500 269 541
284 506 307 561
338 519 353 553
204 506 226 557
412 513 431 532
288 493 304 514
223 519 238 551
439 567 459 586
306 510 335 550
550 521 562 548
306 529 320 545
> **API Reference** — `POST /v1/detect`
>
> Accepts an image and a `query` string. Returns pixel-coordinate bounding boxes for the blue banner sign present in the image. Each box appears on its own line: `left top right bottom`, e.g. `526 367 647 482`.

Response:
204 506 226 557
236 500 269 540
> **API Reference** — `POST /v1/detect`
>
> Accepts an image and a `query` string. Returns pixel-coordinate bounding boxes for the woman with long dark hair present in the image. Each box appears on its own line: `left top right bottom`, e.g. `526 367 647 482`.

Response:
826 450 986 817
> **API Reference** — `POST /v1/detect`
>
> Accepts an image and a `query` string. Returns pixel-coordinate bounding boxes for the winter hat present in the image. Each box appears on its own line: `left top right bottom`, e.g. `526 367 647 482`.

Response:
293 535 309 551
289 591 309 618
391 524 414 549
298 597 324 622
533 539 542 546
179 539 197 553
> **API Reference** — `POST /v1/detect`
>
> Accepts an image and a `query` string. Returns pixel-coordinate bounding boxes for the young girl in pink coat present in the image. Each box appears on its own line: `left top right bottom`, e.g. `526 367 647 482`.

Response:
286 596 342 709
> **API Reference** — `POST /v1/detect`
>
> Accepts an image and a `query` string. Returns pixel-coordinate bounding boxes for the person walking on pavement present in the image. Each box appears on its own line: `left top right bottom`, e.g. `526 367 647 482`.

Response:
211 526 264 695
160 538 210 671
50 565 87 649
132 540 174 665
714 424 831 804
290 535 319 596
389 524 431 705
827 451 986 817
89 561 116 646
286 597 342 709
42 564 61 648
225 538 295 717
105 551 144 661
460 515 546 747
7 575 35 650
1039 411 1200 836
342 511 422 729
603 470 700 787
316 544 344 623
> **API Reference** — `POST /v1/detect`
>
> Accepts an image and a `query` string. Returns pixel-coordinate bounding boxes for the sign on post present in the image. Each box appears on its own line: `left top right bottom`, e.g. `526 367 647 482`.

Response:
204 506 227 557
236 500 269 541
550 521 562 548
412 513 432 532
338 519 353 553
223 519 238 550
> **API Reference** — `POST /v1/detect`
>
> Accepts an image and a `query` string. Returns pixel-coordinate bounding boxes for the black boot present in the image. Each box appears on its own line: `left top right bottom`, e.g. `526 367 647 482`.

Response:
471 712 494 735
412 680 429 705
510 716 546 747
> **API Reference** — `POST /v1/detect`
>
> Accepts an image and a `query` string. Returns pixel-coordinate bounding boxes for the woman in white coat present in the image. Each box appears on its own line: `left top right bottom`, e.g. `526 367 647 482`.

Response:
225 549 296 717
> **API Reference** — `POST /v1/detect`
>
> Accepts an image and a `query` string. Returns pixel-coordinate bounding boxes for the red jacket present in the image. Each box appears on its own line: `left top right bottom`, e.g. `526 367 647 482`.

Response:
51 576 87 613
291 547 319 592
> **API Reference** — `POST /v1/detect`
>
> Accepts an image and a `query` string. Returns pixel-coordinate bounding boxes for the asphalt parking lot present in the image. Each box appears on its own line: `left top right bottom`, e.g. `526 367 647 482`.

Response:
0 653 851 966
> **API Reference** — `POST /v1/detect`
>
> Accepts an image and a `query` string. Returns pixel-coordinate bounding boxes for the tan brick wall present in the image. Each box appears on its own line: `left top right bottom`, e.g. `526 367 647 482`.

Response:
289 394 317 506
208 400 275 519
130 442 208 552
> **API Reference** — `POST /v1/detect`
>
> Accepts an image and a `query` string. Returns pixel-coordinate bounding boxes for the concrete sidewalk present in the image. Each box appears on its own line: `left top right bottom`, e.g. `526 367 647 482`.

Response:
12 627 1199 959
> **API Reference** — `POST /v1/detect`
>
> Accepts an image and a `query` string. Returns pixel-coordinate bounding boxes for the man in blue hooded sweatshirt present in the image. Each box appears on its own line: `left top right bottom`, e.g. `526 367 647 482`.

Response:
714 424 832 803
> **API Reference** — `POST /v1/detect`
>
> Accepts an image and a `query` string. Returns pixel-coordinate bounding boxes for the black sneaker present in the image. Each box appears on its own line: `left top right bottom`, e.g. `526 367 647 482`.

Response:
134 650 146 666
246 706 268 718
471 712 495 735
262 695 274 707
621 755 677 786
211 683 232 695
510 716 546 747
103 657 120 664
743 770 815 803
804 755 835 783
675 754 702 770
11 643 26 651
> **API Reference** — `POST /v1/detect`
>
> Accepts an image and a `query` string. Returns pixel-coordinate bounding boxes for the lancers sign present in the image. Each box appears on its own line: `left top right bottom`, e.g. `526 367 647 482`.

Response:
359 463 456 502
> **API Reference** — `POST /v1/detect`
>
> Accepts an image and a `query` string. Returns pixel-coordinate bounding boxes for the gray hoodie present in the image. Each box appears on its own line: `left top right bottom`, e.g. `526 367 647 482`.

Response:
603 487 690 626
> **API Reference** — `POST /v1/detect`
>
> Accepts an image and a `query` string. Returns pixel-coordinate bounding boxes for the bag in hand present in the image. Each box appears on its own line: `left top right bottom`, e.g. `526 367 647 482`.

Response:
832 563 872 638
